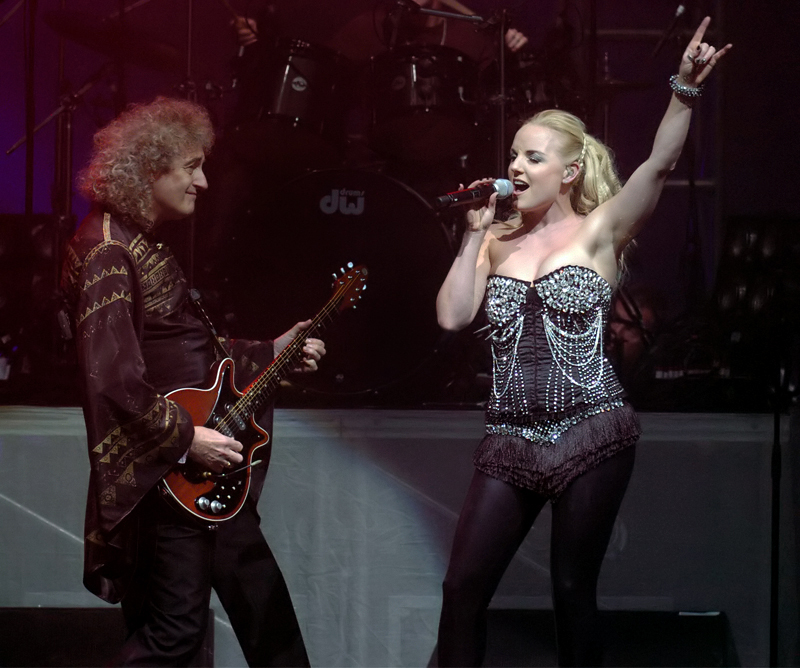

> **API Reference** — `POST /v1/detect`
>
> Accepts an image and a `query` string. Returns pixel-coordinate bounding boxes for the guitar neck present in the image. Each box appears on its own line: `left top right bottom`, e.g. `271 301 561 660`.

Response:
233 280 351 420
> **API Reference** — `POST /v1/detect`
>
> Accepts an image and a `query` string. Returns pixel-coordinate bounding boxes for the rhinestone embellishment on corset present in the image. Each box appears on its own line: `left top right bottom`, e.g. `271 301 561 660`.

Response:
483 267 626 446
536 266 613 409
485 276 528 402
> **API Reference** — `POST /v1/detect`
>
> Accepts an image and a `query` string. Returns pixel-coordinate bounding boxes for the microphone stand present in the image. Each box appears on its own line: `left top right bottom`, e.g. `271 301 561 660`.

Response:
652 4 686 59
52 0 79 284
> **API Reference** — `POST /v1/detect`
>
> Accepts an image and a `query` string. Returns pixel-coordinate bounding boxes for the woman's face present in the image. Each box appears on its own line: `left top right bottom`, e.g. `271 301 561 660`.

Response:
508 123 570 213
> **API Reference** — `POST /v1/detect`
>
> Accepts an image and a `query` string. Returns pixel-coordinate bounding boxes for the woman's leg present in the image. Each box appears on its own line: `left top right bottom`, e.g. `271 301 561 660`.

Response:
550 446 636 667
438 470 548 667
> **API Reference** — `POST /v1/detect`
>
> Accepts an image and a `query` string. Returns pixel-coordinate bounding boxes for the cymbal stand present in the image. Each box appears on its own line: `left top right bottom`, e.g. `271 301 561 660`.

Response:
113 0 127 114
491 9 507 177
6 62 114 309
0 0 24 30
6 63 115 159
175 0 197 102
176 0 197 286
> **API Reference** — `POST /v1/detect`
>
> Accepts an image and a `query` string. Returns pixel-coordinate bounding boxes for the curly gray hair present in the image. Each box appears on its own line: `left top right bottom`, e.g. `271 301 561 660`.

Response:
77 97 214 226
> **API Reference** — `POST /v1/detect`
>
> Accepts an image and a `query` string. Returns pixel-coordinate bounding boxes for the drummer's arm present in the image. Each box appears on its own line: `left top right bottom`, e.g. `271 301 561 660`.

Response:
233 15 258 46
504 28 528 53
438 0 528 52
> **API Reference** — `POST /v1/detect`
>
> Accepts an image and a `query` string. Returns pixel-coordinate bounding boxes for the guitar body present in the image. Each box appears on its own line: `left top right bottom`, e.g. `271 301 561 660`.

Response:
159 263 367 522
161 358 270 522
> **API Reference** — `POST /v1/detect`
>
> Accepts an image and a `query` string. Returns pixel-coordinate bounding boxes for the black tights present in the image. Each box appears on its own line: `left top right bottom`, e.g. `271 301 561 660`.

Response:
437 446 636 667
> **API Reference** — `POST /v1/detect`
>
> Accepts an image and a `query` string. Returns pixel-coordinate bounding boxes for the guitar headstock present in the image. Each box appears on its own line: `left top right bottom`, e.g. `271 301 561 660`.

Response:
332 263 368 312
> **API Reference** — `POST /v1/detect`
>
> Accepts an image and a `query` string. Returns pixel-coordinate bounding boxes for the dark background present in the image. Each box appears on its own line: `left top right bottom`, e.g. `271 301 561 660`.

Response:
0 0 798 409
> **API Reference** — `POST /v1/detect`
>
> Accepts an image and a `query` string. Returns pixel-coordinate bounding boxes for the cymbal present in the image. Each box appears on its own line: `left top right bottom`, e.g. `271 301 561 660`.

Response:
44 10 183 73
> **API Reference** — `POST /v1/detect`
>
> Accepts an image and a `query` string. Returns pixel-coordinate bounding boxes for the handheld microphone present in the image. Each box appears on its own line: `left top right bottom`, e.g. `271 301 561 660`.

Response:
433 179 514 209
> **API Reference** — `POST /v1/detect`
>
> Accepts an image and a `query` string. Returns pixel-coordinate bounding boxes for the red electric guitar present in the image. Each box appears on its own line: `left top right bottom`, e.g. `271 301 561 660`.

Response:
160 264 367 522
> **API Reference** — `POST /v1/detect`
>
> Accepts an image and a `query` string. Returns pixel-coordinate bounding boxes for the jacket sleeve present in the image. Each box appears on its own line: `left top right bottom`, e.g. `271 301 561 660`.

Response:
73 241 195 536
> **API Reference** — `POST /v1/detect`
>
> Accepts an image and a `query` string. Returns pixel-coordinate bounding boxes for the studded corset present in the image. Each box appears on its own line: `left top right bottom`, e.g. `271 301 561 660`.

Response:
484 265 626 444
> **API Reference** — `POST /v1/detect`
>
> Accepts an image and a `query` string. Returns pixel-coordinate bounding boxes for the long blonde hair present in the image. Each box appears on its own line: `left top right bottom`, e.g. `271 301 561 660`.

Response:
521 110 633 279
524 109 621 215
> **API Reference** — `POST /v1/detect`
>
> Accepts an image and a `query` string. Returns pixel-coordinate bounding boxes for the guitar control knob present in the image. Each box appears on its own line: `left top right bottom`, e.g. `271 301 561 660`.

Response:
210 500 224 514
196 497 210 511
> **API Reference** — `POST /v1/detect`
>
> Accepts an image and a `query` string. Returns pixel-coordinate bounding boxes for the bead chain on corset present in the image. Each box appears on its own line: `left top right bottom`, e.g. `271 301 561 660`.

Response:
485 277 528 405
483 268 626 445
542 309 605 390
536 267 610 410
491 315 524 399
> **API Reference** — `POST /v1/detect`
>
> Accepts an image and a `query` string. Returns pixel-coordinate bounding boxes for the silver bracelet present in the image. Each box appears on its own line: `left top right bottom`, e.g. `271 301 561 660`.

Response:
669 74 704 99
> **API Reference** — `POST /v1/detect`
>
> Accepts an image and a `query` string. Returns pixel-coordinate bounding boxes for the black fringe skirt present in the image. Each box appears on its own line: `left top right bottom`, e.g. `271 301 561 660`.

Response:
473 401 641 500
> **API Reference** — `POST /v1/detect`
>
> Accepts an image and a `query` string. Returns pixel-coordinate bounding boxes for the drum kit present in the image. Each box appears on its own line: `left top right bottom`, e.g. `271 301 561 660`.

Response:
40 1 648 401
214 4 533 400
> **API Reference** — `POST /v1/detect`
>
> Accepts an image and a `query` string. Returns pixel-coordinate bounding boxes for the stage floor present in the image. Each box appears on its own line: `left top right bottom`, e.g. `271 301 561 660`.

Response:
0 406 794 667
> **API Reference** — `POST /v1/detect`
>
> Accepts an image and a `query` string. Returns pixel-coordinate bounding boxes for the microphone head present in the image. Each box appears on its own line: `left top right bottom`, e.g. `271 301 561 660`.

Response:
493 179 514 199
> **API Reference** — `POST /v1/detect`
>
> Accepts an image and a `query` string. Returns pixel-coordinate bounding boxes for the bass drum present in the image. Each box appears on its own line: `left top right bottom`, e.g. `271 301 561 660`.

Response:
224 169 455 396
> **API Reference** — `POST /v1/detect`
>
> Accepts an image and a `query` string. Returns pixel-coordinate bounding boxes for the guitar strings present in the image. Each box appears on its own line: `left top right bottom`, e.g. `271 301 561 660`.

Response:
215 271 364 434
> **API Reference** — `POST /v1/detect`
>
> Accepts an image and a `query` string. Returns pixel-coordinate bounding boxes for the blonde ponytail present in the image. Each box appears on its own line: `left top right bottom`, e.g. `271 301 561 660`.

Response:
524 110 621 215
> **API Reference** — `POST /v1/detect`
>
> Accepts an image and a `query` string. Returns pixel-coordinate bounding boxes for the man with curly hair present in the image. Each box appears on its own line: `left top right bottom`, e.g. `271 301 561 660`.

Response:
61 96 323 666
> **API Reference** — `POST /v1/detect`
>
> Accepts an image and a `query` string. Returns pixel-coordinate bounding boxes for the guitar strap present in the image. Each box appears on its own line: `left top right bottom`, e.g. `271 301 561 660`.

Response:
188 288 231 361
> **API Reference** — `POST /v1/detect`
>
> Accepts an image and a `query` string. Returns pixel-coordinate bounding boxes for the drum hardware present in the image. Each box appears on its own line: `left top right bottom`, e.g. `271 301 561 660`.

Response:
595 51 653 144
370 0 512 167
230 38 353 175
368 44 479 163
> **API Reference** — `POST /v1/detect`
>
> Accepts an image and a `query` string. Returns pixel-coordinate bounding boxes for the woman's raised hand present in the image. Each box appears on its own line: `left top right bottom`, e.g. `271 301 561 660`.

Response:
679 16 732 88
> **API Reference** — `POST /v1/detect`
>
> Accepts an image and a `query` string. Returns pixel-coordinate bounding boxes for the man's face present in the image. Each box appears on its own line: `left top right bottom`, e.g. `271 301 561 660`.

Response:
149 148 207 225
